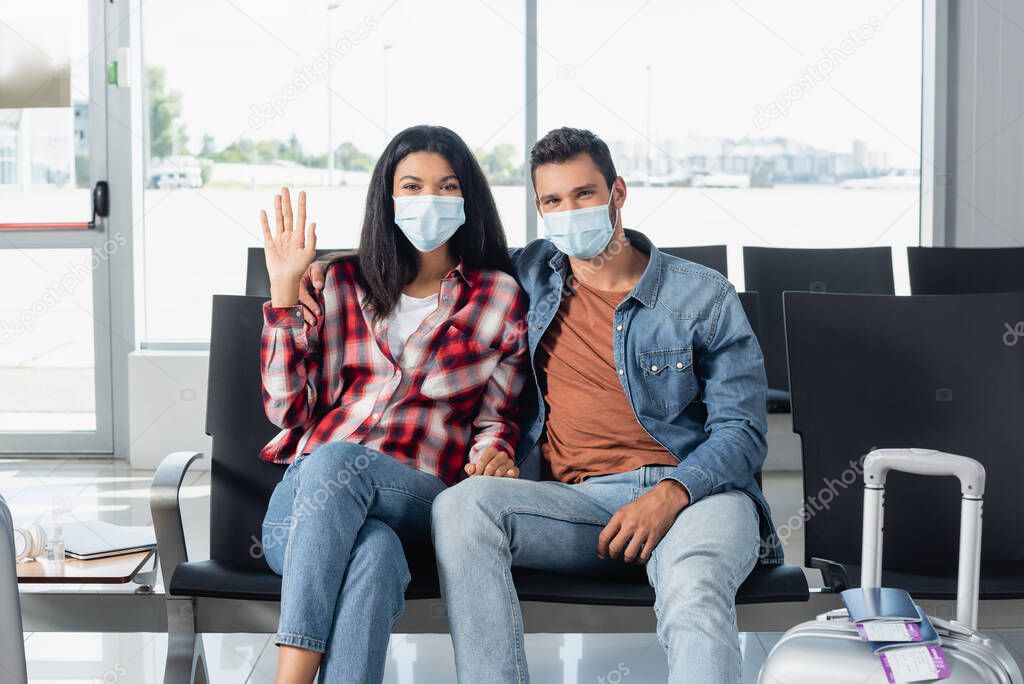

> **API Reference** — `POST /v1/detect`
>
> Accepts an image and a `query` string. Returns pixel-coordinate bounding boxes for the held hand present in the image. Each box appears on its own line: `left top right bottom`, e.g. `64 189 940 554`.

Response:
261 187 317 306
465 447 519 478
297 261 329 326
597 480 690 564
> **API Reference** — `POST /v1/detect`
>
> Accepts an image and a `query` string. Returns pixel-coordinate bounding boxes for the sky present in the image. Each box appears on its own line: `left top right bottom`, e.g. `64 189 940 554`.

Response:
140 0 923 167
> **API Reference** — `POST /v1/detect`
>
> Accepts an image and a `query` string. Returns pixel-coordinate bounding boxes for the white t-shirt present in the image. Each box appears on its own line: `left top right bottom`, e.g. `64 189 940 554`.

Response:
386 292 439 360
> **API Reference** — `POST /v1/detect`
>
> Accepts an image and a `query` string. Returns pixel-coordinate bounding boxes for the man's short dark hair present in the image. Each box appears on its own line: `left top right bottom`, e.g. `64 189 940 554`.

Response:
529 127 618 190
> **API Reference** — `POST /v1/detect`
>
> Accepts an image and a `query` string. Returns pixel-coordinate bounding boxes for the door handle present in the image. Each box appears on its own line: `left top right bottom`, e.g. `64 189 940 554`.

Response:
89 180 109 227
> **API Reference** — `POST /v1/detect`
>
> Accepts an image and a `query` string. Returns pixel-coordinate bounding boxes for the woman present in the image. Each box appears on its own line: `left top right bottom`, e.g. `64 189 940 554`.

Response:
258 125 528 683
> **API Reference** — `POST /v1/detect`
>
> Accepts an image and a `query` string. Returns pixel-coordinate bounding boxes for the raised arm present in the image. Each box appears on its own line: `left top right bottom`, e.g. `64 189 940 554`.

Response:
260 188 323 429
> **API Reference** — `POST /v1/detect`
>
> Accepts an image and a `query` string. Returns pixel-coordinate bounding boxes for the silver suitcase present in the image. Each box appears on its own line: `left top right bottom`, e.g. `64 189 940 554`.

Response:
759 448 1024 684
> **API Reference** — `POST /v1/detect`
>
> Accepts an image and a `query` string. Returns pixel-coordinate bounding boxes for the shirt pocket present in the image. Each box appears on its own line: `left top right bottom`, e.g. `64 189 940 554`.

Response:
638 347 699 413
419 326 502 406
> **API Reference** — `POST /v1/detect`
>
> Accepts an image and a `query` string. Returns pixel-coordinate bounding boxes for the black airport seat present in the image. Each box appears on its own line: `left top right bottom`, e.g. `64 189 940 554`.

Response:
737 291 761 342
811 561 1024 601
169 555 810 606
908 246 1024 295
661 245 729 278
785 291 1024 599
164 294 808 609
744 246 894 412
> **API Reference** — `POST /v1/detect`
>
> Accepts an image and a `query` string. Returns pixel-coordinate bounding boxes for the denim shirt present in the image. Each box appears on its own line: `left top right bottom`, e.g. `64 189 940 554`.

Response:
510 230 783 566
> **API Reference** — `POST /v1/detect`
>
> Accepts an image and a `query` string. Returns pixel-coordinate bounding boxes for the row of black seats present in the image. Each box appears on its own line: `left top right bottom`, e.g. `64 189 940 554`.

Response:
664 245 1024 412
684 245 1024 599
152 246 1024 679
162 248 812 613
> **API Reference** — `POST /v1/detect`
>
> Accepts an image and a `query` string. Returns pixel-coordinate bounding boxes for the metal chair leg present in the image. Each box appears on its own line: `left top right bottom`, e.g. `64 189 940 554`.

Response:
164 598 209 684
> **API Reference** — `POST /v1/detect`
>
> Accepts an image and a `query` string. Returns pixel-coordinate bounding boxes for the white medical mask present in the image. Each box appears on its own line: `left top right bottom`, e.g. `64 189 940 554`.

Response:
541 189 618 259
393 195 466 252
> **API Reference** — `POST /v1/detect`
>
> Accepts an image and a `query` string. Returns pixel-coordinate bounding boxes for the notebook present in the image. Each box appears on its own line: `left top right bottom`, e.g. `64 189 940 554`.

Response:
62 520 157 560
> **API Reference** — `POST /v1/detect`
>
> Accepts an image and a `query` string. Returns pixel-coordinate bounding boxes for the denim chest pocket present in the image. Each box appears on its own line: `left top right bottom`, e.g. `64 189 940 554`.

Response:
638 347 699 413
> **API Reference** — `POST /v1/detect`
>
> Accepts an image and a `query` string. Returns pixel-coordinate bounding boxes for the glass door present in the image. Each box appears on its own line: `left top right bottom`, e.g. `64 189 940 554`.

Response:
0 0 115 453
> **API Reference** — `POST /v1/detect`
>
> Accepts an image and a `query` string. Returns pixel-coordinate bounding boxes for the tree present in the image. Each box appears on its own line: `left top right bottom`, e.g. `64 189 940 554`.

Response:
201 135 372 171
474 144 521 184
285 134 303 162
209 138 256 163
199 133 216 157
334 142 374 171
147 66 188 158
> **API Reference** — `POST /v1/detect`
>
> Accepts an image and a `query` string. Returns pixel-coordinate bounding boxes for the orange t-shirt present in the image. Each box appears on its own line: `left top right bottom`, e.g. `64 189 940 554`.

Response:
536 278 679 484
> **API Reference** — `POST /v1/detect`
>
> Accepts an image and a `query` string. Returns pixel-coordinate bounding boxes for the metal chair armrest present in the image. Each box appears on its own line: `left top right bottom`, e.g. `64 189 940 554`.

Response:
150 451 203 593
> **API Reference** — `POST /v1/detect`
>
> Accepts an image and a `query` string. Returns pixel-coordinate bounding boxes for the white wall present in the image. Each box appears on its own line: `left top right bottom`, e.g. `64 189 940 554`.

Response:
127 351 211 470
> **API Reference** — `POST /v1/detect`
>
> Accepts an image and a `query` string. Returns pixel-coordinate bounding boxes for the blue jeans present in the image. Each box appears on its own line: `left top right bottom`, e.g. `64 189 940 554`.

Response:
431 465 761 684
262 441 446 683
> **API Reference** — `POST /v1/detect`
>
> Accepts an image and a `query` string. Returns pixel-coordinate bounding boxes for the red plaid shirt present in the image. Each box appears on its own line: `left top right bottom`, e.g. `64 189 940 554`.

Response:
258 258 529 485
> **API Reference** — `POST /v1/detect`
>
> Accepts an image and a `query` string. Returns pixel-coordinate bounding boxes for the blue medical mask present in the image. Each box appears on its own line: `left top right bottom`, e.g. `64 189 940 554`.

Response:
541 190 618 259
393 195 466 252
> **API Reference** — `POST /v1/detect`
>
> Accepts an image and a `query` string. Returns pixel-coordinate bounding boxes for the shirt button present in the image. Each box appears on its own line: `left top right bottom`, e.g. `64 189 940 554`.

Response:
616 324 623 331
618 368 624 375
676 362 683 369
371 412 379 420
294 310 302 319
651 365 658 371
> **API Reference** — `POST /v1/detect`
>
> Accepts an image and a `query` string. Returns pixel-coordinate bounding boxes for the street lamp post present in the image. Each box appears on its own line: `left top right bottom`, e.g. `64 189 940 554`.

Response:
382 44 393 137
645 64 653 184
326 0 341 187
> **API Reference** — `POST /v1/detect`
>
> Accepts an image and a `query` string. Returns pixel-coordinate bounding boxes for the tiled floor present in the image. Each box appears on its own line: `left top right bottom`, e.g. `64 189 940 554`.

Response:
4 457 1024 683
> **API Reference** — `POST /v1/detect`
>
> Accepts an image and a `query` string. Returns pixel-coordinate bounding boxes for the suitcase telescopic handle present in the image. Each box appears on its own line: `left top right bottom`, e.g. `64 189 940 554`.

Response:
860 448 985 631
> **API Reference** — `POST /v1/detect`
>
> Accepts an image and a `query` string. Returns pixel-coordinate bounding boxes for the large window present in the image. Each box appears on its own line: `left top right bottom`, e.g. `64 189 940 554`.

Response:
538 0 923 292
139 1 923 343
140 0 525 341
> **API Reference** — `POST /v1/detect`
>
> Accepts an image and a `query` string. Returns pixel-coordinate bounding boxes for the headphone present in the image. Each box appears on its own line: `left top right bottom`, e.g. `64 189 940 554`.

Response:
11 523 47 562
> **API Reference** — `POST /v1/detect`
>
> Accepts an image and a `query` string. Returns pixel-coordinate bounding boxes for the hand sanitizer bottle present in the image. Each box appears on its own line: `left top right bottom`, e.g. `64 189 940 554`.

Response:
46 496 72 562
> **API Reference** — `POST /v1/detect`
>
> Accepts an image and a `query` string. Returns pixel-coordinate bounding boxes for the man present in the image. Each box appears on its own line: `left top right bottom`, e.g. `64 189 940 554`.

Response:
303 127 781 683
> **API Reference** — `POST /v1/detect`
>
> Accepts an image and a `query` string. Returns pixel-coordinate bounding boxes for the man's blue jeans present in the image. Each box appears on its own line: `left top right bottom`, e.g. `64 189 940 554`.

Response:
431 465 761 684
262 441 446 683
